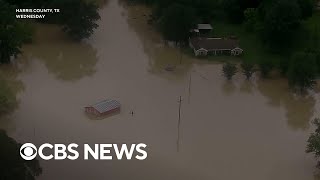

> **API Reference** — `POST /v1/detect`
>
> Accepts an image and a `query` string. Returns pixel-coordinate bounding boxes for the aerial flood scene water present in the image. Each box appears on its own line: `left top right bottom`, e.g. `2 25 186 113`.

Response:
1 0 320 179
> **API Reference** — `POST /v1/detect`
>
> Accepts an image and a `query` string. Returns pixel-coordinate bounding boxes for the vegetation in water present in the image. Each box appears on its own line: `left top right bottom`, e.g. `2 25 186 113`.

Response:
0 130 42 180
258 59 274 78
306 118 320 169
241 62 255 80
222 62 237 80
0 79 17 117
287 51 317 92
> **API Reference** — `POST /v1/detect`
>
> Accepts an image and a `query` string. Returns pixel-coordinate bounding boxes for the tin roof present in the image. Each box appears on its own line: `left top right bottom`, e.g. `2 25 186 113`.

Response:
190 37 240 51
197 24 213 30
91 99 120 113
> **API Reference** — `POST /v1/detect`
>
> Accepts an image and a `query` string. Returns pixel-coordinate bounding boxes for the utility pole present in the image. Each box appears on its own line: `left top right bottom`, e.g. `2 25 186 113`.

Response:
179 46 182 64
188 73 192 103
177 96 182 152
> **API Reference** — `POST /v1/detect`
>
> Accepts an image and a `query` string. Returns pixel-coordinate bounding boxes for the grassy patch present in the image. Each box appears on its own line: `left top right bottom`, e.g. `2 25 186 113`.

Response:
211 21 283 65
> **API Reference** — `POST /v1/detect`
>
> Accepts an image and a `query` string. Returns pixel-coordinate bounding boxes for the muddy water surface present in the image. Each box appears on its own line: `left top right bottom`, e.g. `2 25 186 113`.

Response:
2 0 320 179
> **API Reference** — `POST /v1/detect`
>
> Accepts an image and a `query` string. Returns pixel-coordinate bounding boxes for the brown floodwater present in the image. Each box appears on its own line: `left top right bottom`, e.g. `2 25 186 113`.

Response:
1 0 320 179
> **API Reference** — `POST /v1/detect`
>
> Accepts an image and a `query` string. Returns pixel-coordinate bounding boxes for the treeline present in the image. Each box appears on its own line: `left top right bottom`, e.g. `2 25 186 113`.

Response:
130 0 319 92
130 0 315 45
130 0 220 41
0 0 101 64
222 51 318 92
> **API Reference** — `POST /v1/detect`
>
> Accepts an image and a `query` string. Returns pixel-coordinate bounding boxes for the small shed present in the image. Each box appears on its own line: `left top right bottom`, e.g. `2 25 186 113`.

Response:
190 24 213 36
197 24 213 34
85 99 121 116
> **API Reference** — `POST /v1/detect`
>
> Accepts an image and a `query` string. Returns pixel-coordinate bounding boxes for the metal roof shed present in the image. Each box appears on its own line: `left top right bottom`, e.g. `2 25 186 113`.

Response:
85 99 121 116
197 24 213 30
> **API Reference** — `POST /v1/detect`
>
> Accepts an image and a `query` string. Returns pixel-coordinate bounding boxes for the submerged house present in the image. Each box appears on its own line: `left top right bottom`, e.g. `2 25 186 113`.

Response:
85 99 121 116
189 37 243 56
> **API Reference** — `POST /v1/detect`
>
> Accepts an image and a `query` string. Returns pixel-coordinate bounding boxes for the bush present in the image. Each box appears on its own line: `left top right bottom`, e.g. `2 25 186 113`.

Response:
306 118 320 168
222 62 237 80
241 62 255 80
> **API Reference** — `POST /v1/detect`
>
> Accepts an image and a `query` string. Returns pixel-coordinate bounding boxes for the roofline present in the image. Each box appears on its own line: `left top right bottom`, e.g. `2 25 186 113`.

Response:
195 48 242 51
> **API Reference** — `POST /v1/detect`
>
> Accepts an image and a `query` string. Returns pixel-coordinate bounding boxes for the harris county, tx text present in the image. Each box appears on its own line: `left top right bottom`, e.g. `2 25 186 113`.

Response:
16 9 60 13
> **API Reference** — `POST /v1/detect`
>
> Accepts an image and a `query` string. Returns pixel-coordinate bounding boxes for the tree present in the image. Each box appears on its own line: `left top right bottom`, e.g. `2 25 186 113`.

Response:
287 51 317 92
54 0 100 41
244 8 260 32
241 62 255 80
306 118 320 168
222 62 237 80
0 130 42 180
258 60 273 78
221 0 262 24
0 0 30 63
158 3 196 42
0 79 16 116
222 0 243 23
261 0 301 50
296 0 314 19
192 0 218 22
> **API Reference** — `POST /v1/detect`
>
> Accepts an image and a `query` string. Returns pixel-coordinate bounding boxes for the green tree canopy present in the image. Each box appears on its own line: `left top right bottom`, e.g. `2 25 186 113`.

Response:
0 130 42 180
306 118 320 168
261 0 301 50
0 0 31 63
53 0 101 41
158 3 196 42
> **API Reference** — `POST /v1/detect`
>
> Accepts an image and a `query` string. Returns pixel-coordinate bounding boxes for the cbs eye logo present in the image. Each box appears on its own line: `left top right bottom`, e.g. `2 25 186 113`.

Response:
20 143 37 160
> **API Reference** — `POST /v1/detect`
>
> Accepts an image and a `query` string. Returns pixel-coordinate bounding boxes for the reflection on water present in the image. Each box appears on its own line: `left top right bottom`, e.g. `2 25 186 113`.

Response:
1 0 320 180
222 81 237 96
0 64 25 130
124 3 194 80
240 80 255 94
257 79 316 130
20 24 98 82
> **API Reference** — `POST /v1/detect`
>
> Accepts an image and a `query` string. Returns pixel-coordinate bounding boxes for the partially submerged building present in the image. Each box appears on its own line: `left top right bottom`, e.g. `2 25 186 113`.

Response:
85 99 121 116
189 37 243 56
190 24 213 35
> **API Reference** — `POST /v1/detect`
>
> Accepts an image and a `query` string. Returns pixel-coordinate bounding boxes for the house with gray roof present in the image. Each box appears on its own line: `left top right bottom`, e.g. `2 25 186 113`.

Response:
189 37 243 57
85 99 121 116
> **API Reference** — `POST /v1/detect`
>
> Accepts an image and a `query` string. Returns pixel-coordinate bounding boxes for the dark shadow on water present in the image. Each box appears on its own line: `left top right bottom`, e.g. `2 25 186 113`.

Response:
20 24 98 82
256 78 315 131
122 2 194 81
239 80 254 94
222 80 236 96
0 64 25 131
84 111 121 121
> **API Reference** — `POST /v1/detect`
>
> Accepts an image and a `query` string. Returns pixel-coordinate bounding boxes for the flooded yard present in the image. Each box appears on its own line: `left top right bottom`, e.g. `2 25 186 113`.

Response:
1 0 320 179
